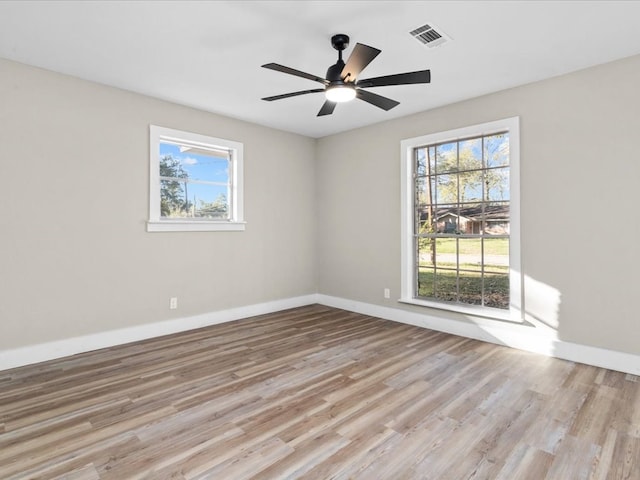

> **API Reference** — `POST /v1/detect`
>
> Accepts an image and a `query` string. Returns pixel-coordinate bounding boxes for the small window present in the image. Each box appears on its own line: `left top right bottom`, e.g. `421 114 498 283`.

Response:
400 117 521 321
147 126 245 232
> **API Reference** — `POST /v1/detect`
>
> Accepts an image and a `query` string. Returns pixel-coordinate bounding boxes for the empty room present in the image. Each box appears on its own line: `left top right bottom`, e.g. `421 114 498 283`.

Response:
1 1 639 479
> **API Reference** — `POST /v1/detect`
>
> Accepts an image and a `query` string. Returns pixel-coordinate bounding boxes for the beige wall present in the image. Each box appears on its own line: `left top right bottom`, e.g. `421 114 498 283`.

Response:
2 53 639 358
316 54 640 355
0 58 317 349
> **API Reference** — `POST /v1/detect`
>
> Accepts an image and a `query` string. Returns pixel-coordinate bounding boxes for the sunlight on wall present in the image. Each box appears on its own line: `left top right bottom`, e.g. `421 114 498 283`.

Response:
458 274 563 358
523 274 562 333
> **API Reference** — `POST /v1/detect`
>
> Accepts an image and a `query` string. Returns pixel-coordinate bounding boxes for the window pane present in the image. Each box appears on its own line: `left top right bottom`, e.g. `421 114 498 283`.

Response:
416 146 437 176
160 182 229 219
416 209 425 233
435 143 458 174
435 269 457 302
459 171 483 203
428 177 437 205
458 271 483 305
416 176 427 206
459 138 483 171
191 184 229 219
417 211 433 233
485 133 509 168
483 204 510 235
435 237 456 268
160 179 188 217
418 237 435 268
417 266 435 297
428 146 436 175
434 205 458 234
484 273 509 309
418 206 437 233
435 174 458 204
458 203 482 234
420 205 437 234
416 148 427 176
416 177 436 232
458 238 482 272
483 237 509 274
485 167 509 201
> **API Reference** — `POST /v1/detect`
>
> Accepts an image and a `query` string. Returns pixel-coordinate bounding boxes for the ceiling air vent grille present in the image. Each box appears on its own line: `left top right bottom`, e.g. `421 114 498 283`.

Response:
410 23 450 48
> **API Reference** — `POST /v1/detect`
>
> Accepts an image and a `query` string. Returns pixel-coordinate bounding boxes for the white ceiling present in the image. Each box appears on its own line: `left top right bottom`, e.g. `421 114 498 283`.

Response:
2 1 640 138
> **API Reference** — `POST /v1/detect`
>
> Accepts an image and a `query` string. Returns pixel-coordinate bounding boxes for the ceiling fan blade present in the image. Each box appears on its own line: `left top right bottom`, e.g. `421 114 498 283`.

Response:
262 63 328 85
357 70 431 88
356 89 400 111
262 88 325 102
317 100 337 116
340 43 381 82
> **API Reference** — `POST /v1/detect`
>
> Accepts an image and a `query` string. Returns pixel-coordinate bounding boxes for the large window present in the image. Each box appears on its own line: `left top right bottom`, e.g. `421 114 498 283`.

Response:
147 126 244 232
401 117 521 321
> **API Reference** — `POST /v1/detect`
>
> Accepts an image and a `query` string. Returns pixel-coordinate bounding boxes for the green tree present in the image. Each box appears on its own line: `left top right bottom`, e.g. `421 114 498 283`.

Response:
198 193 228 219
435 148 483 204
418 147 436 263
160 155 189 216
483 133 509 202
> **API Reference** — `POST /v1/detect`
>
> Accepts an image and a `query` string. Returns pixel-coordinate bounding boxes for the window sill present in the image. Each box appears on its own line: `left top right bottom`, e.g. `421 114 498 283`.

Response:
146 220 246 232
398 297 522 324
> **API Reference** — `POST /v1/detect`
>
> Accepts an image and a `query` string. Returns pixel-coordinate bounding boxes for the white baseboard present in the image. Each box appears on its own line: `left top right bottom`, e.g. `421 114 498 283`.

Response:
317 294 640 376
2 293 639 376
0 295 318 371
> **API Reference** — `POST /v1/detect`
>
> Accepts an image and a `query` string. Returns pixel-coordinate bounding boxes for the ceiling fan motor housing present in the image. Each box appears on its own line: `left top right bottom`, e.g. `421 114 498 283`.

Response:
326 61 346 84
331 34 349 51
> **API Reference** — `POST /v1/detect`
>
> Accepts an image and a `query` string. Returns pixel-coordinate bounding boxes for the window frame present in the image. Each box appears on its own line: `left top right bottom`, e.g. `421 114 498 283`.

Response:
400 117 522 322
147 125 245 232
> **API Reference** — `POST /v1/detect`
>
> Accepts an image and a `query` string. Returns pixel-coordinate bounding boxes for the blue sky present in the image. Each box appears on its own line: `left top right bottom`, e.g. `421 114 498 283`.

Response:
416 133 510 203
159 142 229 205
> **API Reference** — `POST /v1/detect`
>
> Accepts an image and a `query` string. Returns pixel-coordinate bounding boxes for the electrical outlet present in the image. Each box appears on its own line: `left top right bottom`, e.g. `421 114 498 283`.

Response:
384 288 390 299
170 297 178 309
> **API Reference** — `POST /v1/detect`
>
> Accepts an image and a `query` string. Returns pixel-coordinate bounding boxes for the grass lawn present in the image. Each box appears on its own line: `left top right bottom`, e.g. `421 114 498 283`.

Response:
424 237 509 255
418 268 509 309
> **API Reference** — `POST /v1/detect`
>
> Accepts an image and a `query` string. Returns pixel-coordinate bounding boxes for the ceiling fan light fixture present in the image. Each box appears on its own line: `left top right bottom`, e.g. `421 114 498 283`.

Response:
325 84 356 103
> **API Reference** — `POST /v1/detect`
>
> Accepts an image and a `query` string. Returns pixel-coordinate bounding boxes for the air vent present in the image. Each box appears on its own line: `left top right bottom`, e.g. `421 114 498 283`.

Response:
410 23 451 48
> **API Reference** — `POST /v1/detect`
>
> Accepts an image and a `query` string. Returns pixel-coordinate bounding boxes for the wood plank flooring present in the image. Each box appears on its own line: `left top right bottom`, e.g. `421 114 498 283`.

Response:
1 304 638 479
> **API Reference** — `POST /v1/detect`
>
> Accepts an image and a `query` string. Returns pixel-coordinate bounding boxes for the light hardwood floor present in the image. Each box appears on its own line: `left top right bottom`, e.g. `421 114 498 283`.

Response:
1 305 638 479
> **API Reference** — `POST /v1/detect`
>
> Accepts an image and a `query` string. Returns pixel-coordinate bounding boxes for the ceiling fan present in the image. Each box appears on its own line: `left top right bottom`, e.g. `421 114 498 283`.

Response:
261 34 431 117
